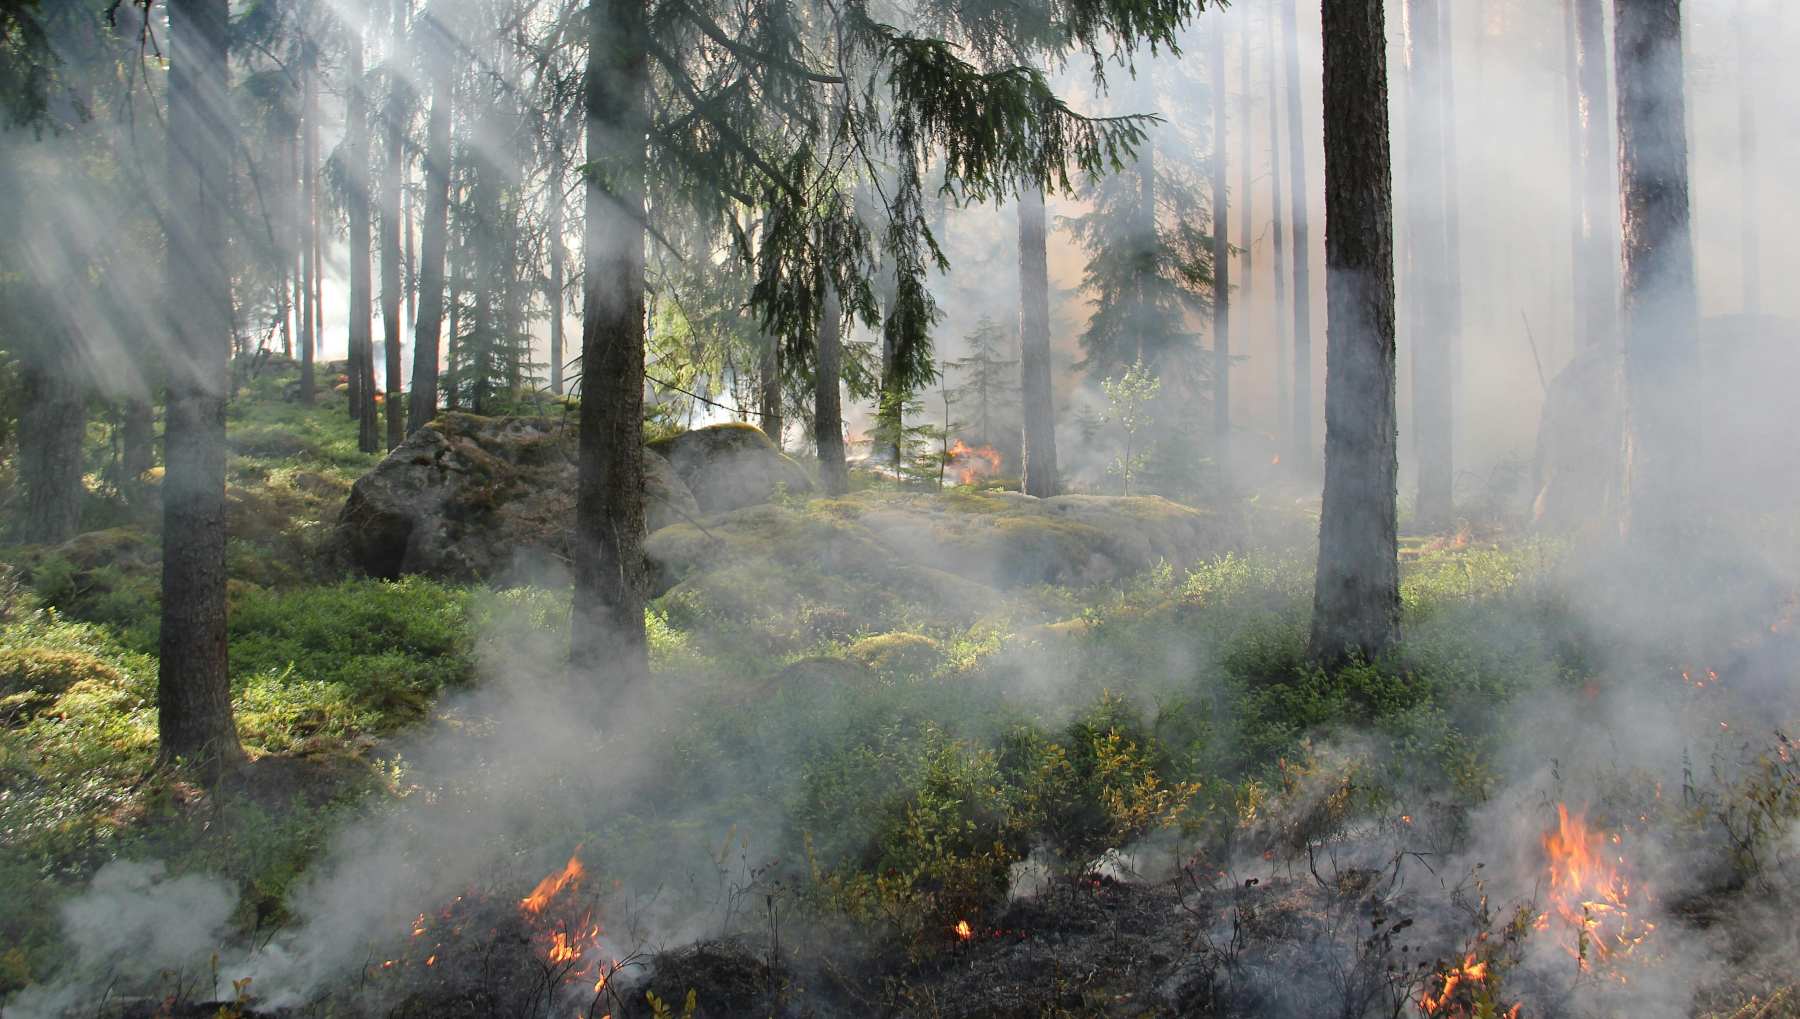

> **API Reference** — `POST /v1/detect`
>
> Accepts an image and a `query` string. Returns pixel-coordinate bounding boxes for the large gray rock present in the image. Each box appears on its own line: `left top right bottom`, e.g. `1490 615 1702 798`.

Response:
338 413 698 582
648 423 814 513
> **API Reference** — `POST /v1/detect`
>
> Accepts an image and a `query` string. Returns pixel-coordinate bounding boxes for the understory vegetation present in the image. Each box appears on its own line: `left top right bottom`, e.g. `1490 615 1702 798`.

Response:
1 384 1796 1018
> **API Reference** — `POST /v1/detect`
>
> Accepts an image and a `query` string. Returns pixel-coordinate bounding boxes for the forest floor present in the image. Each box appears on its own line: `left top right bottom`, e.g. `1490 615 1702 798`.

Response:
1 366 1798 1018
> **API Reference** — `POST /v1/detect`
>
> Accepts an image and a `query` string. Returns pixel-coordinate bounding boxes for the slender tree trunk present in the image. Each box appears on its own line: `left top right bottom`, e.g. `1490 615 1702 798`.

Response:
380 9 405 450
405 174 416 330
446 226 462 411
815 278 849 495
1614 0 1701 549
548 142 566 396
570 0 651 679
470 155 496 415
1210 17 1232 469
348 31 380 451
1237 3 1254 352
122 393 153 484
1135 135 1154 366
1282 0 1315 470
1017 186 1059 497
1266 0 1290 455
409 4 452 434
1405 0 1453 527
1308 0 1400 665
759 214 783 446
300 48 318 405
280 125 295 359
160 0 243 773
1736 0 1758 314
1563 0 1589 350
1576 0 1618 349
1439 1 1464 396
16 346 85 545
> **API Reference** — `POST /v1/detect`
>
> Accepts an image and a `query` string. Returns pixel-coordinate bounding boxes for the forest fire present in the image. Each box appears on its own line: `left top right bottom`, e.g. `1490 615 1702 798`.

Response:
947 439 1003 484
1418 953 1519 1018
1536 804 1655 972
523 851 586 913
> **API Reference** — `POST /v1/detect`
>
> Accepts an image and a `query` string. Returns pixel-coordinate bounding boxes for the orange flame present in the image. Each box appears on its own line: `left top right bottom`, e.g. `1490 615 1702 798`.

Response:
1537 804 1654 971
522 852 585 914
954 919 973 941
946 440 1003 485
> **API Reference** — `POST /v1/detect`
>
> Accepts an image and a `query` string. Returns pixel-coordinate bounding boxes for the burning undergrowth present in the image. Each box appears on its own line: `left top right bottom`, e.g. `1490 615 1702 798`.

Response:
7 538 1800 1019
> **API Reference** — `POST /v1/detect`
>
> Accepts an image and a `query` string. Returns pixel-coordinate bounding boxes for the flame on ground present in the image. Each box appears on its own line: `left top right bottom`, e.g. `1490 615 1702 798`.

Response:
947 440 1003 485
1419 953 1521 1018
522 851 585 913
1536 804 1655 973
954 919 973 941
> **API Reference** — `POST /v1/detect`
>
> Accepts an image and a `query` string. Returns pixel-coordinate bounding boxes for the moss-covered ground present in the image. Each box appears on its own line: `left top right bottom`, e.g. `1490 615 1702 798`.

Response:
0 365 1795 1017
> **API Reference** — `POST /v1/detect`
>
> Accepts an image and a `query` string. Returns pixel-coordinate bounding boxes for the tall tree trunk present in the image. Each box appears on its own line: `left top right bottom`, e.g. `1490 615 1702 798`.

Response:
1308 0 1400 665
570 0 651 679
1563 0 1589 349
16 345 85 545
1404 0 1453 527
815 278 849 495
122 392 153 485
347 30 379 452
760 340 783 447
160 0 244 773
548 142 566 396
1614 0 1700 549
1266 0 1290 454
1736 0 1758 314
1210 16 1232 468
470 154 497 415
1439 1 1463 395
300 47 318 405
409 3 452 434
1576 0 1618 349
1237 3 1254 354
405 175 416 329
1282 0 1315 470
380 7 405 451
1017 185 1059 497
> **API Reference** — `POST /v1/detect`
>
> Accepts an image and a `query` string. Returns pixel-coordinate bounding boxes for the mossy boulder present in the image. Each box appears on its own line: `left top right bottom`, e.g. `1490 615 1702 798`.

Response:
0 646 125 725
847 632 942 676
338 413 699 583
648 423 814 513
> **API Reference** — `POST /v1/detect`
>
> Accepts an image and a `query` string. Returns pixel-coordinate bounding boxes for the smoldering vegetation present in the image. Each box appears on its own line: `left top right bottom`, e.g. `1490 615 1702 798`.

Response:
3 0 1799 1017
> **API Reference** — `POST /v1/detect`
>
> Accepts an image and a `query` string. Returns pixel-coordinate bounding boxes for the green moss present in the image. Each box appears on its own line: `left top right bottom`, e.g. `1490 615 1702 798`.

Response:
846 632 942 678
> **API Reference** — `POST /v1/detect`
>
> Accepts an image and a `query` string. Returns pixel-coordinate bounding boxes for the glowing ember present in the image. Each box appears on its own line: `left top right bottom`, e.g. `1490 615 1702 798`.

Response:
522 852 585 913
1537 804 1655 972
946 440 1003 485
954 919 973 941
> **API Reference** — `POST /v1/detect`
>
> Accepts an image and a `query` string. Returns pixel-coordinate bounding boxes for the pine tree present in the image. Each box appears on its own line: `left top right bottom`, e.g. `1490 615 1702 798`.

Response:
1613 0 1700 550
1308 0 1400 666
948 316 1020 449
160 0 244 773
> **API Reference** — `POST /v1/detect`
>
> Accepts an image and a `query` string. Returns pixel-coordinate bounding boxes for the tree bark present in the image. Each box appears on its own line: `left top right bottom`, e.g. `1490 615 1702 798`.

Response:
16 346 85 545
815 279 849 495
1404 0 1453 528
300 45 318 405
570 0 651 680
1237 2 1253 358
1736 0 1758 314
1266 0 1290 454
409 3 452 434
122 393 154 485
1210 16 1232 468
1017 185 1059 497
380 7 405 451
1281 0 1314 471
1563 0 1589 348
1308 0 1400 665
1614 0 1701 549
347 31 379 451
160 0 244 773
548 140 567 396
1576 0 1618 349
